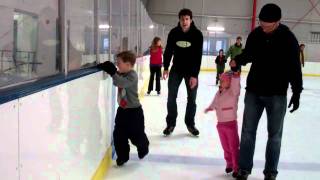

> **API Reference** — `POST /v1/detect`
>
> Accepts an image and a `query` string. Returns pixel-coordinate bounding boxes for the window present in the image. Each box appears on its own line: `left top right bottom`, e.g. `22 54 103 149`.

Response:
215 40 223 52
203 36 228 55
0 0 156 89
13 11 38 76
67 0 96 70
203 40 210 55
311 32 320 43
0 1 61 88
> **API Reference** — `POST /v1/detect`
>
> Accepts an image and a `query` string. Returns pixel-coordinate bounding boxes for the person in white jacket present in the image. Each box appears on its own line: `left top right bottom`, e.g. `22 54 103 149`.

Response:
205 70 241 178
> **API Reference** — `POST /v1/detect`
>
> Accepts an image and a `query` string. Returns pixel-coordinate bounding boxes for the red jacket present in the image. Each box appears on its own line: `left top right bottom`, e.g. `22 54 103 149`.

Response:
150 47 163 66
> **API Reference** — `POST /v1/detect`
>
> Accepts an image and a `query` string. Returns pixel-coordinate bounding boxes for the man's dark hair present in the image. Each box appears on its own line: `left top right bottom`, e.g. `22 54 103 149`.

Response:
178 8 193 19
117 51 136 66
236 36 242 40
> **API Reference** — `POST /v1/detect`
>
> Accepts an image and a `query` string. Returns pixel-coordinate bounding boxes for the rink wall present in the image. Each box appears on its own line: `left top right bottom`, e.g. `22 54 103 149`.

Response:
139 55 320 77
0 69 114 180
201 55 320 76
0 55 154 180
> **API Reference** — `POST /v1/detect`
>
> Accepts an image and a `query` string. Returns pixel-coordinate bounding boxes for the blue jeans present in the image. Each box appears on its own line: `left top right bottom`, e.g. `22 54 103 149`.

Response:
238 91 287 176
166 71 198 127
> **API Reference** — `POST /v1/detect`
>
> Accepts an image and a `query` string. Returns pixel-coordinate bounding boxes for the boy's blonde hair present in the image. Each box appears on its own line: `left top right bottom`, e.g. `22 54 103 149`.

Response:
116 51 136 66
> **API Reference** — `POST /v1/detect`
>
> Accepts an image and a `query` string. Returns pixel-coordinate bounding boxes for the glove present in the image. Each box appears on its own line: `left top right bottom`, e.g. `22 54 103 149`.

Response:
288 93 300 113
97 61 117 75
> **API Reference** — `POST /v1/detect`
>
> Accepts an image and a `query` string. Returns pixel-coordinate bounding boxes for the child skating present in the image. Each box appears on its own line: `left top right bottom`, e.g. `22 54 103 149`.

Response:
205 70 241 178
146 37 163 95
97 51 149 166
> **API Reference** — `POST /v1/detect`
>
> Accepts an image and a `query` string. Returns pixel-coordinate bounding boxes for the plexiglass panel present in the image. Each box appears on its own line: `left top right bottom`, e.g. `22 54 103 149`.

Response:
67 0 96 71
98 0 110 62
0 0 61 88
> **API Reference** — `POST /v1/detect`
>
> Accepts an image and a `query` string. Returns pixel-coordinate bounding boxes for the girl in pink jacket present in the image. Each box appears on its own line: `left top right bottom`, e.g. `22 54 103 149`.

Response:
205 71 241 178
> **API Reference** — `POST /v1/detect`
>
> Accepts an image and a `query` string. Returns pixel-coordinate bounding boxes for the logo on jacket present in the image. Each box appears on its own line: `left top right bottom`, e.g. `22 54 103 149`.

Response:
176 41 191 48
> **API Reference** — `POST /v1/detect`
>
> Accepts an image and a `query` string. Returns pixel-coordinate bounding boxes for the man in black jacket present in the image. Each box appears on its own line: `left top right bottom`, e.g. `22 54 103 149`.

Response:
162 8 203 136
230 4 303 180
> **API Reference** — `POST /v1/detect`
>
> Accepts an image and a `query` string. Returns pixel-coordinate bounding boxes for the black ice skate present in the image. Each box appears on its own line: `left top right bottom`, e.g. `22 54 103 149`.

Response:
187 126 199 136
116 158 129 166
163 126 174 136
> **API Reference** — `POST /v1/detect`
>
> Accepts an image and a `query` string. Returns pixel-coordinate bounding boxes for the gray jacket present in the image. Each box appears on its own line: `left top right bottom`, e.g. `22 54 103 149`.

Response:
112 70 141 108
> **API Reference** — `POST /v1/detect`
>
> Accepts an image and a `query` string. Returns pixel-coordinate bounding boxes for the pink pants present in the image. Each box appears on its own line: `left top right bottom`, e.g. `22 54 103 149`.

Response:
217 120 240 172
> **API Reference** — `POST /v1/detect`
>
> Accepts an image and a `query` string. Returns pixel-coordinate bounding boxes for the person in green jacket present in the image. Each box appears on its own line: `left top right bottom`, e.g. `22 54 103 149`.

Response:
226 36 243 71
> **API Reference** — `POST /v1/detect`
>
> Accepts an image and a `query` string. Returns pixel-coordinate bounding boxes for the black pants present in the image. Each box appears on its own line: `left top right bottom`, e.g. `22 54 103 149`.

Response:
148 66 161 92
166 71 198 127
113 106 149 161
216 64 225 83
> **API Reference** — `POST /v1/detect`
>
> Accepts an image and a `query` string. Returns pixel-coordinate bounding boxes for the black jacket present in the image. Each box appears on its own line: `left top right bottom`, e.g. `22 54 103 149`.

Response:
235 24 303 95
215 55 227 65
163 22 203 77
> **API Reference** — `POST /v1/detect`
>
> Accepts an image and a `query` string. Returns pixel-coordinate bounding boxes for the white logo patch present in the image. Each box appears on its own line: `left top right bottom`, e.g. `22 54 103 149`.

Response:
176 41 191 48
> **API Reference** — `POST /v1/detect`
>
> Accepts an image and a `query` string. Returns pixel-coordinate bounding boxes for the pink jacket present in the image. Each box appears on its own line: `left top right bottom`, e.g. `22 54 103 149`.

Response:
207 75 241 122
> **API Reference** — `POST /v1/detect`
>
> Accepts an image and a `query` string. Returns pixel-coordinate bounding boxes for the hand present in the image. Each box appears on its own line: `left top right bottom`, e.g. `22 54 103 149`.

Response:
204 107 213 113
189 77 198 89
233 71 240 77
225 70 234 76
97 61 117 76
288 93 300 113
163 70 169 80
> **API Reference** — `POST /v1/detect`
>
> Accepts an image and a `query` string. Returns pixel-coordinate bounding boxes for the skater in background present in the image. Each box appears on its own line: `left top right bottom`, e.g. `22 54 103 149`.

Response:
225 36 243 71
205 70 241 178
299 43 305 67
145 37 163 95
215 49 227 85
97 51 149 166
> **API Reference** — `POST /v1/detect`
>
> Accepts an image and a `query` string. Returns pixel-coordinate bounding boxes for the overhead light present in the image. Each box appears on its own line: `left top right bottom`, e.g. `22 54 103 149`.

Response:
149 24 154 29
86 10 94 15
99 24 110 29
14 14 20 20
207 26 225 32
209 31 224 34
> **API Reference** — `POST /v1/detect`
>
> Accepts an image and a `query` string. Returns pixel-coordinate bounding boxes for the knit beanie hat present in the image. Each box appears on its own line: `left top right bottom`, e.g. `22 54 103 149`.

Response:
259 3 281 22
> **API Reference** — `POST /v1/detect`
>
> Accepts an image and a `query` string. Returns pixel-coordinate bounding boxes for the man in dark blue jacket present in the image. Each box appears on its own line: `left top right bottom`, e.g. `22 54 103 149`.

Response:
162 8 203 136
231 4 303 180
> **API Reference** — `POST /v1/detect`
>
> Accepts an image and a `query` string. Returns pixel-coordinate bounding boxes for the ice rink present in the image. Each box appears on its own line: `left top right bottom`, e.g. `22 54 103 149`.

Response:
106 72 320 180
